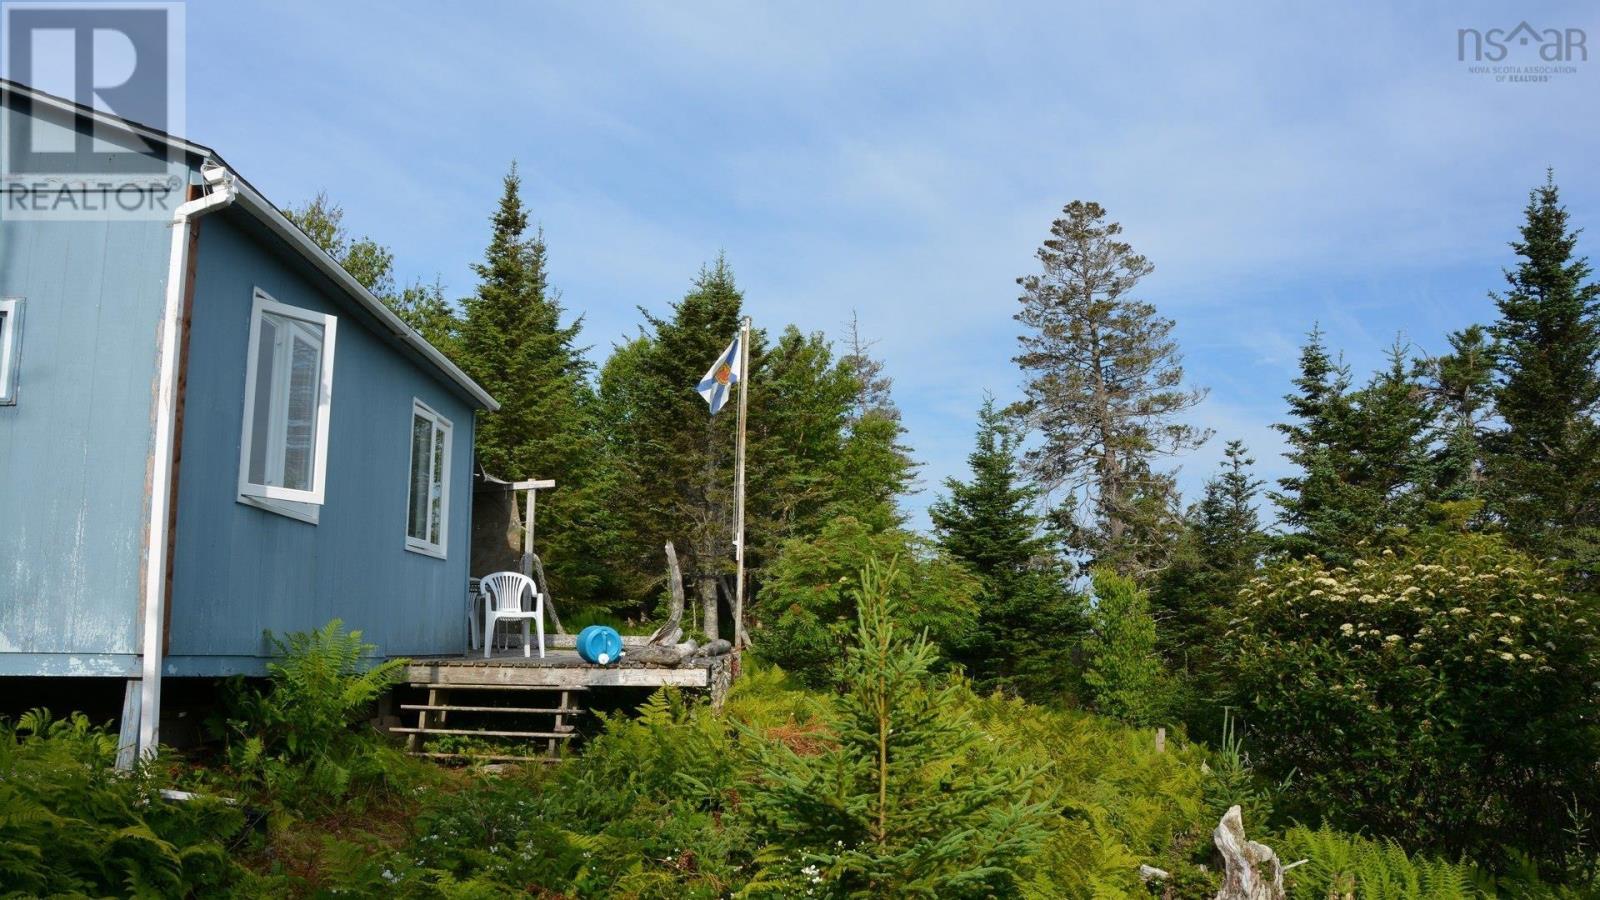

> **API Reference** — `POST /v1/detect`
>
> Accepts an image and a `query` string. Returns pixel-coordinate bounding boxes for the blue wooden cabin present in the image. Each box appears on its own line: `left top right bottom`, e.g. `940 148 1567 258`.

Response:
0 80 498 754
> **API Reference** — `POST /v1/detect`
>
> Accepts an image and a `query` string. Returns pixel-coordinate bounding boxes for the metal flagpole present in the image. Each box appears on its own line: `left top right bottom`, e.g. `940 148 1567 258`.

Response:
732 316 752 649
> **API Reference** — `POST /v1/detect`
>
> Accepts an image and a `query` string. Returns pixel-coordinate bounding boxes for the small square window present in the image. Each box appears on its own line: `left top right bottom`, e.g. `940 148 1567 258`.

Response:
238 289 337 507
406 400 451 558
0 298 21 405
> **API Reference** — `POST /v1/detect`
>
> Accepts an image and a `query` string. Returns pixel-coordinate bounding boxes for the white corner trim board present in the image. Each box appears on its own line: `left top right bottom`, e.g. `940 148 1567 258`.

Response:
135 162 237 764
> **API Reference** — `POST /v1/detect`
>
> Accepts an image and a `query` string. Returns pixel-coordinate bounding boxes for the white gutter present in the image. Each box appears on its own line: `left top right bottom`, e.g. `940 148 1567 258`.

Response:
135 161 237 760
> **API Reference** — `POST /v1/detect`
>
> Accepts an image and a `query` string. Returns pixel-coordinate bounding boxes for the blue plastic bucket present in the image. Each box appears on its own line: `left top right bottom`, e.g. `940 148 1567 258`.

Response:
576 625 624 665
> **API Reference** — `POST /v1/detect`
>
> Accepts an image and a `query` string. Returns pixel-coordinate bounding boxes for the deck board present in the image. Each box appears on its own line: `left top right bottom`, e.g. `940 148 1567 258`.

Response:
403 648 730 690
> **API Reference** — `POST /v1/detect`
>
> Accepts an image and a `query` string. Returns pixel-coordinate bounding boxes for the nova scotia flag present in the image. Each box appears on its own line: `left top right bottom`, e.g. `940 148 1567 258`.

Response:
696 334 742 415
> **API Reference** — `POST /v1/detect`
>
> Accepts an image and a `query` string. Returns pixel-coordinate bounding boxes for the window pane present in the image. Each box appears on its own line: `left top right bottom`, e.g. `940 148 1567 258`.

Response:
247 315 278 485
281 326 322 492
407 413 432 540
430 424 446 543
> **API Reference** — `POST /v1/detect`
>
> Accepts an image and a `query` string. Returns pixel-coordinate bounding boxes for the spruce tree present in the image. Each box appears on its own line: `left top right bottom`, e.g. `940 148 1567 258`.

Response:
1273 332 1435 563
744 561 1047 896
1154 440 1264 669
1487 172 1600 570
835 314 917 529
931 398 1080 698
745 326 859 563
1423 325 1495 505
603 259 747 638
1271 325 1355 560
1082 570 1163 726
1014 201 1209 576
1349 340 1437 530
458 164 609 602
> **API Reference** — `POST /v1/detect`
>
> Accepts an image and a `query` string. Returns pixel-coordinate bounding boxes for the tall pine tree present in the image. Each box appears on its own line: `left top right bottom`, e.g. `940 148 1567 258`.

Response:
1487 172 1600 573
930 397 1080 699
458 164 610 603
1014 201 1209 576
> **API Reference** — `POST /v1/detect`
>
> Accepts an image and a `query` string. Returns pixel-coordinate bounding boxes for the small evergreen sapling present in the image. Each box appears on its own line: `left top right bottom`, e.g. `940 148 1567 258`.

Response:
744 560 1048 897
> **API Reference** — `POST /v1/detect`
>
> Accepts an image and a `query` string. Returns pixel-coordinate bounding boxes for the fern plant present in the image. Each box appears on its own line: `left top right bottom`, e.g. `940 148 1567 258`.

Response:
218 619 407 808
1280 825 1491 899
0 708 243 896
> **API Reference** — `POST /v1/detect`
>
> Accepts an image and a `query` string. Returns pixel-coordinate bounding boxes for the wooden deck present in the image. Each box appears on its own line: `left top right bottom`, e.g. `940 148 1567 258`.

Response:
404 647 734 696
395 642 735 761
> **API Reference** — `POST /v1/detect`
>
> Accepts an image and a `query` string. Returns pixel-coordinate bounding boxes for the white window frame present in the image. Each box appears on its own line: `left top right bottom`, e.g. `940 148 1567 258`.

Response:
405 399 452 559
0 298 21 405
237 288 337 509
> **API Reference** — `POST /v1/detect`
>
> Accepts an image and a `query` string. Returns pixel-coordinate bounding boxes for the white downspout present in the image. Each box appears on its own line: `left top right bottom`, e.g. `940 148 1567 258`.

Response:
135 161 237 761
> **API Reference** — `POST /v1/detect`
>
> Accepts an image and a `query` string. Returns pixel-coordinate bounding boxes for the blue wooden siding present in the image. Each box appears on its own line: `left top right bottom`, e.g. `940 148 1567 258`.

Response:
165 207 475 673
0 209 172 670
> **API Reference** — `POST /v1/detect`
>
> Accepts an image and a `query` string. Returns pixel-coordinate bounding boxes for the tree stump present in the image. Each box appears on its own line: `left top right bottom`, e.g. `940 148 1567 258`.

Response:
1213 806 1284 900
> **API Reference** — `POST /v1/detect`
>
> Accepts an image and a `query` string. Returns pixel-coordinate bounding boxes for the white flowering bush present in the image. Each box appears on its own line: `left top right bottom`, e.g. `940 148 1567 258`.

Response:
1225 528 1600 867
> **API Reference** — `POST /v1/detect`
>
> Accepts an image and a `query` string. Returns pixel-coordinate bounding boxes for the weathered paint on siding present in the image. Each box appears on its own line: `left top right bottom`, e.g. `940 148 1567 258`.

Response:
0 204 172 659
165 208 474 671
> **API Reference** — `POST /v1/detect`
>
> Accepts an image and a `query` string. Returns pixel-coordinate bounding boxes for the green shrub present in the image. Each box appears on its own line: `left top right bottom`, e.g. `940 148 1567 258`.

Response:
1224 529 1600 865
0 709 244 896
754 518 980 687
1083 570 1167 726
216 619 409 808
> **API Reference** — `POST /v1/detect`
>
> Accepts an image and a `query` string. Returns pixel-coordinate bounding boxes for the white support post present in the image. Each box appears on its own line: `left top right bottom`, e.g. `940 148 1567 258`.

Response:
509 479 556 575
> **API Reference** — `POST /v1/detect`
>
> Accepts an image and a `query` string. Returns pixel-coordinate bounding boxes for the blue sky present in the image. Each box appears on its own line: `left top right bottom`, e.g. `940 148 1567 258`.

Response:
183 2 1600 529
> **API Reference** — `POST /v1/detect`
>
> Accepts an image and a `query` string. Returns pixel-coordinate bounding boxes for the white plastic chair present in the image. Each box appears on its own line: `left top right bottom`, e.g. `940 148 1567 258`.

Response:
480 571 545 659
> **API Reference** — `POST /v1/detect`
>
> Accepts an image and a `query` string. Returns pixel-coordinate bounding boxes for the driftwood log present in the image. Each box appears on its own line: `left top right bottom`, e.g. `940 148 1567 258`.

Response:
1213 806 1284 900
691 639 733 659
628 641 699 666
636 543 738 667
647 542 686 647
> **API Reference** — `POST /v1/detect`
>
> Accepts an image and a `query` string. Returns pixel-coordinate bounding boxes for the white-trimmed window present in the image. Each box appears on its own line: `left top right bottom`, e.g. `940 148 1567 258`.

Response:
238 289 337 512
0 298 20 405
405 399 452 558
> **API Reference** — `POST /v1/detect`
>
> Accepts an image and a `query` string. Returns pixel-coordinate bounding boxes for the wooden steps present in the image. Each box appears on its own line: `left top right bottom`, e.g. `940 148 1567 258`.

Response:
398 684 586 762
416 752 561 764
393 727 575 739
400 704 584 715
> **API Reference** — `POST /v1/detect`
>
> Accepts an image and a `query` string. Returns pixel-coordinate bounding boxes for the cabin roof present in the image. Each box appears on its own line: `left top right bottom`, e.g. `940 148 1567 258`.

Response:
0 78 499 412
